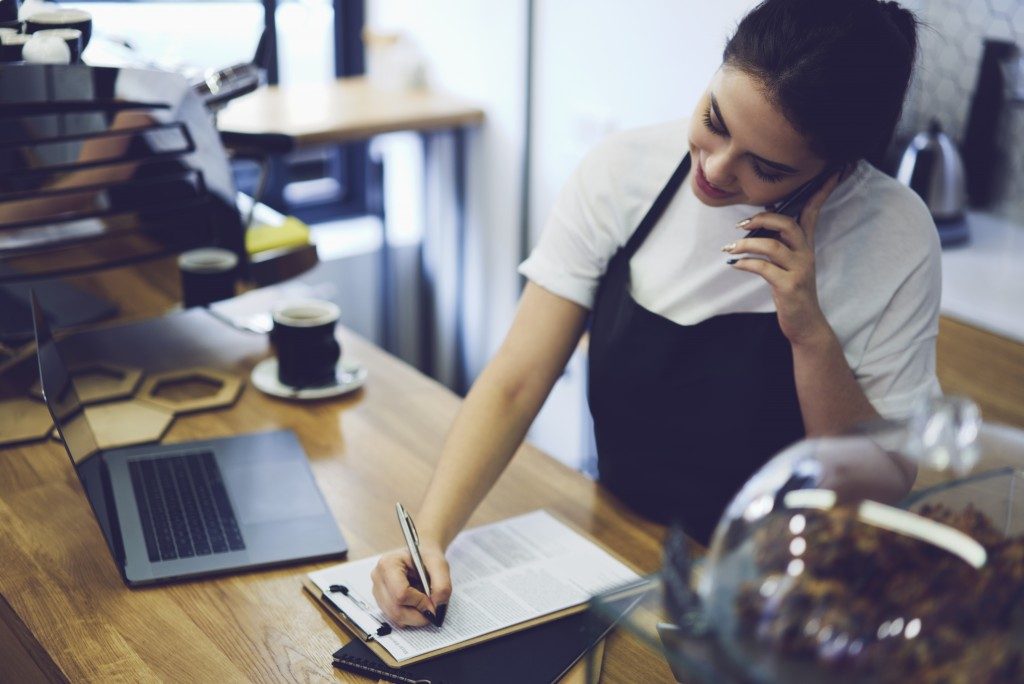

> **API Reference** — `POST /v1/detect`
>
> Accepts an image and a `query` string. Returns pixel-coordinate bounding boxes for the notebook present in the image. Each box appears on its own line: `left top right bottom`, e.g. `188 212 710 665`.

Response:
330 594 633 684
304 510 643 668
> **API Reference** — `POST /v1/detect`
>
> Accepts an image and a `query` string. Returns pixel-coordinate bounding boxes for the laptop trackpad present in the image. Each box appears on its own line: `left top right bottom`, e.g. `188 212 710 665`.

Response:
221 455 328 525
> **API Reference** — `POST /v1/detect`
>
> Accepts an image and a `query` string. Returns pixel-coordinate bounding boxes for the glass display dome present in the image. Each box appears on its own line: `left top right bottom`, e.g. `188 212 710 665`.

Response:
658 396 1024 683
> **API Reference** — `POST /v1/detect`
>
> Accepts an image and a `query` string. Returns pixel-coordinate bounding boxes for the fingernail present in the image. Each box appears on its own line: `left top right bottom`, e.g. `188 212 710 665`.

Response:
726 258 739 265
423 610 438 625
436 603 448 626
721 242 736 253
737 218 752 228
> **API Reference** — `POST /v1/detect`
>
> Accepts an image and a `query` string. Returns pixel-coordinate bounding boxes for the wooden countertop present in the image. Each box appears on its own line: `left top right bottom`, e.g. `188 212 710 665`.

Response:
940 211 1024 345
0 271 672 682
216 77 485 147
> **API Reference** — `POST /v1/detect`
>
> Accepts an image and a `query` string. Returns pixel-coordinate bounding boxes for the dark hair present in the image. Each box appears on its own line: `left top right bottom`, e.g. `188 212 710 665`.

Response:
723 0 918 166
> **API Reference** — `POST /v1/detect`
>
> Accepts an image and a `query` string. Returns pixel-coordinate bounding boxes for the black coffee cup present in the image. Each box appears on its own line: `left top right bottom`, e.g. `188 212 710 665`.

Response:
34 27 80 62
0 31 29 61
0 0 19 24
25 8 91 49
270 300 342 389
178 247 239 308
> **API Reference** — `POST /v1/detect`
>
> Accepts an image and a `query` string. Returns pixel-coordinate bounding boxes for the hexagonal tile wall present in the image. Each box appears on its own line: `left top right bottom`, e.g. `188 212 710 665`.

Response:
29 362 143 405
0 398 53 447
137 367 244 415
900 0 1024 224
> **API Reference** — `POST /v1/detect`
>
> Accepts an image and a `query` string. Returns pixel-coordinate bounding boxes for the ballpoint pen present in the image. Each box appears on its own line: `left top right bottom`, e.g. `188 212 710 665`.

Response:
396 502 437 625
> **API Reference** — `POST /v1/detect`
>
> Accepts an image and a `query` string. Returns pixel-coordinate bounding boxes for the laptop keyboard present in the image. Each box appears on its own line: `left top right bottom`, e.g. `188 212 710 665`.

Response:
128 452 245 562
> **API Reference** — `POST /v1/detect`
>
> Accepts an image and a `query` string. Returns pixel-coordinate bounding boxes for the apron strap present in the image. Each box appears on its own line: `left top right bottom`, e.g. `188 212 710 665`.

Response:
619 153 691 261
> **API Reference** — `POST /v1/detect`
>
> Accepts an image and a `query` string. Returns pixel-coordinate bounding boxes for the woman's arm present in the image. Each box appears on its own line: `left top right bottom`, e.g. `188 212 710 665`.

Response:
417 282 589 547
729 175 881 436
371 282 589 627
727 175 916 497
792 326 917 497
790 323 879 436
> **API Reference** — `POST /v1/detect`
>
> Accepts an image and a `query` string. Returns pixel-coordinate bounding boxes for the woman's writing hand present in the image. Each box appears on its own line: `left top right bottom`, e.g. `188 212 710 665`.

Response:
724 173 841 347
370 539 452 628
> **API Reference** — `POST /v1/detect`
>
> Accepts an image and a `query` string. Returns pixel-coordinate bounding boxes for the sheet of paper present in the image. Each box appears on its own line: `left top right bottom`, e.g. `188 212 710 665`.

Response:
308 510 640 663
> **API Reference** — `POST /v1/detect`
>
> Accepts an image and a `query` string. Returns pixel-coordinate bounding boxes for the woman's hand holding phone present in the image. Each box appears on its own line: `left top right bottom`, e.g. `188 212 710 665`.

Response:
370 539 452 628
723 172 842 347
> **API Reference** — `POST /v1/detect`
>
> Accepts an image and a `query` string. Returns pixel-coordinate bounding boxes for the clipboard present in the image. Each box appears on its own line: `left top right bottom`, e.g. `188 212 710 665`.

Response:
303 577 607 668
301 509 647 669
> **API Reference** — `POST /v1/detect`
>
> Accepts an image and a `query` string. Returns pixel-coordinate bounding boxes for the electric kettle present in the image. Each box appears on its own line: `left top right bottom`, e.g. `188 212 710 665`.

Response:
896 119 970 247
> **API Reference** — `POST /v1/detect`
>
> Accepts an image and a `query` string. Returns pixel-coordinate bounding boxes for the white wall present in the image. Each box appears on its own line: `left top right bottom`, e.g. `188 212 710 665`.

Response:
368 0 529 381
528 0 757 247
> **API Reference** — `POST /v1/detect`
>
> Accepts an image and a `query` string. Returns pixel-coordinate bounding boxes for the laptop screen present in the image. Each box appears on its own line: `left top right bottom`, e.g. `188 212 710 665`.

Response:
32 291 122 561
32 293 100 461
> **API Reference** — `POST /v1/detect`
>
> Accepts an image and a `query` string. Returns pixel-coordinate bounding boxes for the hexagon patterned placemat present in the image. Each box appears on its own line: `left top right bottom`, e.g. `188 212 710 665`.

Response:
29 363 144 405
0 398 53 447
137 367 244 415
50 400 175 451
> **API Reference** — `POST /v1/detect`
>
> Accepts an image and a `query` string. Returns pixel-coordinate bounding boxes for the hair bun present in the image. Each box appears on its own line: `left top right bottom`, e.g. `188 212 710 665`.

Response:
878 0 918 55
724 0 922 166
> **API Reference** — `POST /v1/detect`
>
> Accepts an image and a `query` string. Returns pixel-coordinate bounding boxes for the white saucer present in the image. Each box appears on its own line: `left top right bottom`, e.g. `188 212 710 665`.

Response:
251 357 367 400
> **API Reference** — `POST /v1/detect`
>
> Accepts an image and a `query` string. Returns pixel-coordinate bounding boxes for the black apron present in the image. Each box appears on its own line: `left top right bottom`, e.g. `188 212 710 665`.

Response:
587 153 805 544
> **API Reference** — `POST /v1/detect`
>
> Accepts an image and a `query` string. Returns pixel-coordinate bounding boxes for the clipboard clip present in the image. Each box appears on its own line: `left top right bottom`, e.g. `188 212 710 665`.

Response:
327 584 393 639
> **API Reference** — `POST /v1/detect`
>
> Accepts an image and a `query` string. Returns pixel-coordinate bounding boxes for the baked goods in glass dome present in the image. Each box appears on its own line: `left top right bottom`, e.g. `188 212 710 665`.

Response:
734 502 1024 683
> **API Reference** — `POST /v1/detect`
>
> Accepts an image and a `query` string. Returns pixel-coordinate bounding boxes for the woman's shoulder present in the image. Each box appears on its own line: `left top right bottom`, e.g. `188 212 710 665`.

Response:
521 119 692 309
817 163 942 359
589 118 690 160
827 161 940 266
574 119 691 194
861 162 932 214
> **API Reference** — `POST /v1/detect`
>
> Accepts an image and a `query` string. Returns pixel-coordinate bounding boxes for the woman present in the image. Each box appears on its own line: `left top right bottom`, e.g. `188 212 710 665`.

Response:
372 0 939 628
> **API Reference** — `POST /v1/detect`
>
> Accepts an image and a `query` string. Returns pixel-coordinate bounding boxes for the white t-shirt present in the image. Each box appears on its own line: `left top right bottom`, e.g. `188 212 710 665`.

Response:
519 119 942 420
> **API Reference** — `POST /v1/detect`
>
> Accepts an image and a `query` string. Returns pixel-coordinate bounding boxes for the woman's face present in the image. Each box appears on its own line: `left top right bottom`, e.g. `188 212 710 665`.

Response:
688 66 829 208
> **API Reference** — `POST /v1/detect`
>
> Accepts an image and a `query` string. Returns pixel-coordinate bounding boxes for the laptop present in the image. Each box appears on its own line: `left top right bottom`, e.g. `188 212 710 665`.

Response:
31 293 347 586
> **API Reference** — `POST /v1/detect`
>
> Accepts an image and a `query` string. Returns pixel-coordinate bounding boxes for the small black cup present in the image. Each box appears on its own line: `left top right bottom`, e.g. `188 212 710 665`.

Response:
25 8 91 49
270 300 342 389
0 31 28 62
178 247 239 308
0 0 20 24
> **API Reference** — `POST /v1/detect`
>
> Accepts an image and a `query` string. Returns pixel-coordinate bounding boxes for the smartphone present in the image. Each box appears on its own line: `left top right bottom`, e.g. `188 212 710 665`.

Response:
745 165 841 240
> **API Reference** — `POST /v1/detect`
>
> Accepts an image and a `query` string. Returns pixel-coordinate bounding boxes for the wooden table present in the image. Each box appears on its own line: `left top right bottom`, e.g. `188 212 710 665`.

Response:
0 286 673 682
216 77 485 148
